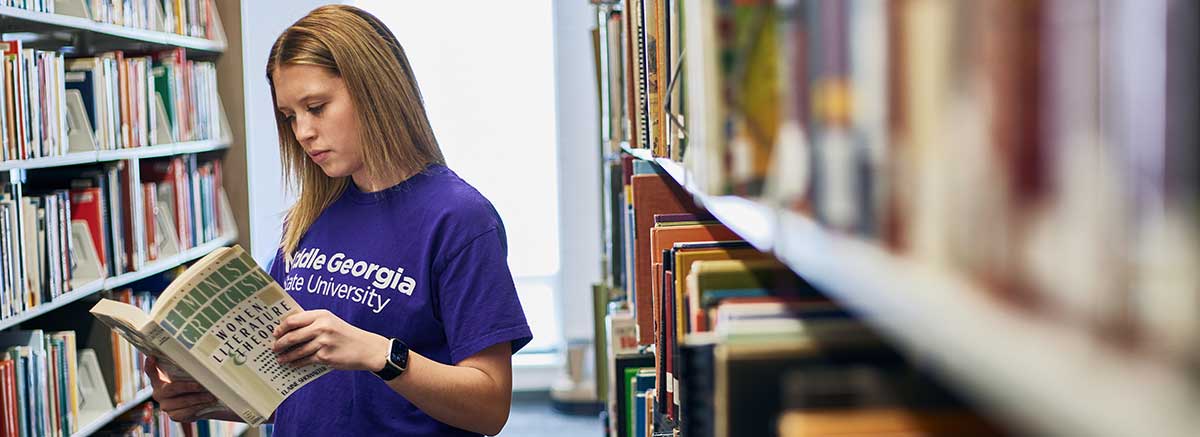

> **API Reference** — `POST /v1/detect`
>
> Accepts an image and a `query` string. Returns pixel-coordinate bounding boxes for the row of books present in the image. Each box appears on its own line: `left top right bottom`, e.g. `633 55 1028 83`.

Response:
3 0 223 42
593 0 684 161
2 42 69 161
0 0 51 13
0 187 75 319
600 161 1007 436
98 400 247 437
0 329 79 437
595 0 1200 367
101 288 154 406
2 41 225 162
0 286 240 437
88 0 223 41
0 154 233 323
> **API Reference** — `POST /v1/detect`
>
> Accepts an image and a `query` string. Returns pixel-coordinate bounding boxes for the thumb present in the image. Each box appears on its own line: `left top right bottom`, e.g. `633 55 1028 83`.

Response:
144 355 158 376
144 355 167 389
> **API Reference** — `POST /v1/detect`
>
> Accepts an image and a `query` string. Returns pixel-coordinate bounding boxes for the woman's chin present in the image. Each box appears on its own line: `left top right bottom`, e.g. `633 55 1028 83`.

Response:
318 165 352 179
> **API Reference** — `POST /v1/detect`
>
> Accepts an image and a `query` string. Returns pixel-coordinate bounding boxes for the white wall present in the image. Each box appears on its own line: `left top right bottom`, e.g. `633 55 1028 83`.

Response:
239 0 342 265
552 1 602 342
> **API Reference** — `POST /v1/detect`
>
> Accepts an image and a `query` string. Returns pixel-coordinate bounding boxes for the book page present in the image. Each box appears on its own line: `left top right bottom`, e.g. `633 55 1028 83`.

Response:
90 309 164 360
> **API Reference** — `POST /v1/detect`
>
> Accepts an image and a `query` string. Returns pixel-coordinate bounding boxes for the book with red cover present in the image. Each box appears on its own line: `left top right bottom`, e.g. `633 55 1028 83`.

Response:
118 162 139 271
142 182 158 261
630 172 703 345
0 359 16 437
141 157 191 249
4 40 28 160
115 51 131 149
69 187 109 270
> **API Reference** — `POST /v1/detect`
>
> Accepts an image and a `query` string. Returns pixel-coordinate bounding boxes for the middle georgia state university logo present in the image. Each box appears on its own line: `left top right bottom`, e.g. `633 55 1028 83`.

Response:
287 247 418 296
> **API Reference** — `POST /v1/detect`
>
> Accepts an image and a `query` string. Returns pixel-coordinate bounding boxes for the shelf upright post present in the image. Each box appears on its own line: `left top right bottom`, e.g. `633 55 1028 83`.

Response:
71 27 93 56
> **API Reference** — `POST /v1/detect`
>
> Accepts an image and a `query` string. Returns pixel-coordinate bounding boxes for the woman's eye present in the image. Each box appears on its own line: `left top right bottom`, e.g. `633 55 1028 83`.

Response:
282 113 295 123
308 104 325 115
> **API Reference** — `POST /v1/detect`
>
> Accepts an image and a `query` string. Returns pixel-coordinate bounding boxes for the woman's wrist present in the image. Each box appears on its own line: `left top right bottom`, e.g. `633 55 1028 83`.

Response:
363 331 391 372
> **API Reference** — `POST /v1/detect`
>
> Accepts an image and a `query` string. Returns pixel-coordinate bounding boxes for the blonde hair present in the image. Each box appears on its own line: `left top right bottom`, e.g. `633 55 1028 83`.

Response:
267 5 445 261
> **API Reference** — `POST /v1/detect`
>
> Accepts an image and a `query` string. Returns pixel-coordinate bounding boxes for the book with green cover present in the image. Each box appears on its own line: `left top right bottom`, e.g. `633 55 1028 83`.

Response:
151 65 175 137
89 245 329 426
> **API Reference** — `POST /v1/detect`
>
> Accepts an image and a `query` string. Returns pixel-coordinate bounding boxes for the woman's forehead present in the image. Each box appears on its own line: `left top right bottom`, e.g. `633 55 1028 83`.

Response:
274 65 343 106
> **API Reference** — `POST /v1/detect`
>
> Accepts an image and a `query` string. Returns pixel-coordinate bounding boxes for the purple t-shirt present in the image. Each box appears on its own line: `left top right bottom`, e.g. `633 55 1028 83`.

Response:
267 164 533 436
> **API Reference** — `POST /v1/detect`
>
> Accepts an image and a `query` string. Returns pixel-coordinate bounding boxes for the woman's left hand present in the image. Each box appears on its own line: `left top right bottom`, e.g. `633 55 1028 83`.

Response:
272 309 389 371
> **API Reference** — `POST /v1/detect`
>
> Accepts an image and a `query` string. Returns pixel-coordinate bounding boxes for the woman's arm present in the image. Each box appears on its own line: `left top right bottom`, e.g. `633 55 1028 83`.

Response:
272 310 513 436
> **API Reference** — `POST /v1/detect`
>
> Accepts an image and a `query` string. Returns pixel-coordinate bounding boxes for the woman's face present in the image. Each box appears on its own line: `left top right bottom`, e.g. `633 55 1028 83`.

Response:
273 64 366 182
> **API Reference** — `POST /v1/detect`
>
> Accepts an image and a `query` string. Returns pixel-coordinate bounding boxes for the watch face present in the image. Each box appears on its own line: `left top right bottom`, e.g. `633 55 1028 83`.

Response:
389 339 408 370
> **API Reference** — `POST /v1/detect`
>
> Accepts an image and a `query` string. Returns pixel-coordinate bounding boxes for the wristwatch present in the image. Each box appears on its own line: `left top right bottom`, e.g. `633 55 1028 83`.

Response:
373 338 409 381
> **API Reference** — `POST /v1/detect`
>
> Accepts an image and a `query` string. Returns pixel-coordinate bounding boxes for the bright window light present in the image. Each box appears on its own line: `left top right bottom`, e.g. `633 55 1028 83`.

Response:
352 0 562 353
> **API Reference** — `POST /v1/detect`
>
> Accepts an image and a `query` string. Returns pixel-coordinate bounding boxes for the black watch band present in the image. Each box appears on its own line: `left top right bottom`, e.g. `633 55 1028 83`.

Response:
373 338 409 381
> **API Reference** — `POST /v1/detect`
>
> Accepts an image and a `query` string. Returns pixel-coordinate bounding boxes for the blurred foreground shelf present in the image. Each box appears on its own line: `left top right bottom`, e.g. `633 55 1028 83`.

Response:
629 145 1200 437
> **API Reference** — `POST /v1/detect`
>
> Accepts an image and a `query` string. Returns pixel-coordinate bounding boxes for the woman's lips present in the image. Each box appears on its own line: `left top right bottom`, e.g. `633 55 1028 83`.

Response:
308 150 331 163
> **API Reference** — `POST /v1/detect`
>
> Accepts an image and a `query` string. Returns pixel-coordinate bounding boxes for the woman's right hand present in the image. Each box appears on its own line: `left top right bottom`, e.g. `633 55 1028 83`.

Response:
144 355 219 422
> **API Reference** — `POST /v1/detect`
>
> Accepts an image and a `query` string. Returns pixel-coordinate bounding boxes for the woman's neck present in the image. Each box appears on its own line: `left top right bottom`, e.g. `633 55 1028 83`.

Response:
352 167 414 193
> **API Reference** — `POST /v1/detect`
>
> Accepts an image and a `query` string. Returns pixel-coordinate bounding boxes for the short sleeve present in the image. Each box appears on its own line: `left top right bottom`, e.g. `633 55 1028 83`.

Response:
267 248 286 285
435 227 533 364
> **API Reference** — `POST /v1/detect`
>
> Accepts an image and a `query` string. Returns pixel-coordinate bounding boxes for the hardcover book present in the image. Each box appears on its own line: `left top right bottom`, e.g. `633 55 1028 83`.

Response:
89 245 328 426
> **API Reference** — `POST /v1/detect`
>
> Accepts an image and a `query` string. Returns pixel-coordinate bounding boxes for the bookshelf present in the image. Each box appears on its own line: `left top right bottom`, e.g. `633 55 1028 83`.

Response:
593 1 1199 437
629 143 1200 437
0 229 235 331
1 2 249 436
0 138 230 171
0 5 225 54
71 387 152 437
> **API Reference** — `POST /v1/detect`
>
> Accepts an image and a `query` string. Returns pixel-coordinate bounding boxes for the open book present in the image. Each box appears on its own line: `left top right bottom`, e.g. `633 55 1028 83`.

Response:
89 245 329 426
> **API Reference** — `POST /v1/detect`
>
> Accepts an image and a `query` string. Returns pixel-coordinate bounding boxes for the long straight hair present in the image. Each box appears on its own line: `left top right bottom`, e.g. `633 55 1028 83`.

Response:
267 5 445 261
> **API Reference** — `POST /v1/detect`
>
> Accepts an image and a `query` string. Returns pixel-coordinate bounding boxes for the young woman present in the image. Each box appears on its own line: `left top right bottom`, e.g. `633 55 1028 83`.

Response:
144 5 532 436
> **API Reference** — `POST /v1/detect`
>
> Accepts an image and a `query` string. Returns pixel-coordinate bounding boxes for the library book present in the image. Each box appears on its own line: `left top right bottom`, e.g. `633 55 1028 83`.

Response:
89 245 327 426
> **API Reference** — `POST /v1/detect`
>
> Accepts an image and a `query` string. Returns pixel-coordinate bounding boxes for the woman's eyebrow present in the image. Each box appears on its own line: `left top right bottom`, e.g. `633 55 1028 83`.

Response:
278 91 329 112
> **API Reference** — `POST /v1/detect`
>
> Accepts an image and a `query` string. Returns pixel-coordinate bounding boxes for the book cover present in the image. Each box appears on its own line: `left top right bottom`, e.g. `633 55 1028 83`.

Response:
69 187 109 270
630 173 704 345
0 359 16 437
90 245 329 426
649 223 741 304
142 182 158 261
670 245 770 339
685 258 825 332
0 331 45 437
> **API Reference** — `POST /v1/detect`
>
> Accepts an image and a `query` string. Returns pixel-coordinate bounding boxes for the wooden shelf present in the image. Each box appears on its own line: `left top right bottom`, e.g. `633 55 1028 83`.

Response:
0 138 230 171
625 147 1200 437
0 6 225 55
71 387 153 437
0 233 237 331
